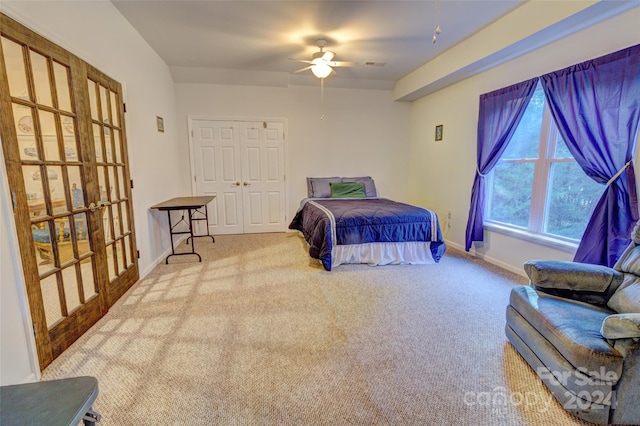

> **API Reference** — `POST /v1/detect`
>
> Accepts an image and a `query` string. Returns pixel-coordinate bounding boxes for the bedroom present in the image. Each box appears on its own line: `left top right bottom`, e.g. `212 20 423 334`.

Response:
1 0 639 422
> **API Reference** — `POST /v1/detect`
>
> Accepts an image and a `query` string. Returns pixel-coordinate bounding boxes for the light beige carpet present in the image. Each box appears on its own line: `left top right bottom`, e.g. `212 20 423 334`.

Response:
42 233 590 425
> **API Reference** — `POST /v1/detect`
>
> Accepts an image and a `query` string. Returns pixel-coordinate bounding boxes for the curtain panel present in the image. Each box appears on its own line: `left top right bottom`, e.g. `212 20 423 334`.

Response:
541 44 640 267
464 78 538 251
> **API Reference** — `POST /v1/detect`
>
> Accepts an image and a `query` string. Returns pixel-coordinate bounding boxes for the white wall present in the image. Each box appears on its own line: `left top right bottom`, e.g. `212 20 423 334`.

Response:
174 83 411 220
407 7 640 275
1 1 185 384
0 149 38 384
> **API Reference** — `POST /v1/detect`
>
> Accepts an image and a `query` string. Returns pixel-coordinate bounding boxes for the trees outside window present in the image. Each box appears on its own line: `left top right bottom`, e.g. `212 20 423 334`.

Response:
485 85 603 242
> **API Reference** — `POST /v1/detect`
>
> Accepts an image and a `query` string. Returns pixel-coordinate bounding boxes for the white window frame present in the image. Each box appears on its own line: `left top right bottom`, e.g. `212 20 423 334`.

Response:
484 90 586 252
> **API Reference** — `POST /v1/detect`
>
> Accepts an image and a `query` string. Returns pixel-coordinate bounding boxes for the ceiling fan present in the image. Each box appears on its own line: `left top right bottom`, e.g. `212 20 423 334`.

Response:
291 39 356 79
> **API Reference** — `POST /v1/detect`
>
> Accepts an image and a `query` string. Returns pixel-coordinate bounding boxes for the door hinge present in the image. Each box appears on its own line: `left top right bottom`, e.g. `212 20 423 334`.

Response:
11 191 17 209
194 175 197 182
191 130 194 138
123 103 127 113
263 121 267 129
137 250 140 259
32 322 37 338
130 179 134 189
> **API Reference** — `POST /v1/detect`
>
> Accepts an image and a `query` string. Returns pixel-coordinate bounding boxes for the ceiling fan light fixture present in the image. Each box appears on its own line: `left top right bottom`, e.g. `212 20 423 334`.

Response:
291 39 353 79
311 62 332 78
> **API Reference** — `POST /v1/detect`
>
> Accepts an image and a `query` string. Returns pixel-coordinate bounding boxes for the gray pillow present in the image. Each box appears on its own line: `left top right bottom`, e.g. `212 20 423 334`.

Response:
306 177 341 198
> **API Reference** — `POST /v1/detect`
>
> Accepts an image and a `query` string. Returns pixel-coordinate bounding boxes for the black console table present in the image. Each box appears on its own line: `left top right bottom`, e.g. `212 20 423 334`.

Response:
0 376 101 425
151 196 215 263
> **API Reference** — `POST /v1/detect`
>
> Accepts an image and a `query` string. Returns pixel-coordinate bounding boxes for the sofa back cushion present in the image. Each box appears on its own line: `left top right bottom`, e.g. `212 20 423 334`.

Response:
608 275 640 313
609 241 640 313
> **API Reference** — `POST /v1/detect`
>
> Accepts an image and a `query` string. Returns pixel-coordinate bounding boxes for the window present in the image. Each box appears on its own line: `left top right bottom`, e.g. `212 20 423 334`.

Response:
485 84 603 243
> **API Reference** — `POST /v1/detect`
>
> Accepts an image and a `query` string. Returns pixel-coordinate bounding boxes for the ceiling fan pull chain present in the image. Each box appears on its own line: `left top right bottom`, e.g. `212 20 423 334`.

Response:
320 78 325 120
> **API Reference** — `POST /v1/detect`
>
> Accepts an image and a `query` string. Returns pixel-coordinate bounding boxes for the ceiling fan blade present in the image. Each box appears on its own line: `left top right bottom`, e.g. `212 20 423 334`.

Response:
294 65 313 73
321 50 335 61
330 61 357 67
289 58 313 64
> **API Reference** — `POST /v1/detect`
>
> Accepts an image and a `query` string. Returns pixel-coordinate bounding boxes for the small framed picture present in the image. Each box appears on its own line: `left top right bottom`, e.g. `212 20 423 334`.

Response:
435 124 443 141
156 116 164 133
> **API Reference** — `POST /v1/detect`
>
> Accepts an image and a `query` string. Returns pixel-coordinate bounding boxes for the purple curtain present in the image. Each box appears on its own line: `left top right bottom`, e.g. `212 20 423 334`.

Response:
541 44 640 267
465 78 538 251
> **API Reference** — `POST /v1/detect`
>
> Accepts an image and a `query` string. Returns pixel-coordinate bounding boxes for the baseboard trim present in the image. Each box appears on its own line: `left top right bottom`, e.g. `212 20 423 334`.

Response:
444 239 527 278
140 236 189 279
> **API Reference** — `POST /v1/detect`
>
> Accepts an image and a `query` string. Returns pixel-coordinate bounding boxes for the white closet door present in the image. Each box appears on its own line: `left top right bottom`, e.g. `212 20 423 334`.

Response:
239 121 286 233
192 120 242 235
191 119 286 235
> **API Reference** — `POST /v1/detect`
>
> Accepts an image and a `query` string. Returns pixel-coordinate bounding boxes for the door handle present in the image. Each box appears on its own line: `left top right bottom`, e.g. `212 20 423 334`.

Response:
232 182 240 186
243 182 251 187
88 200 108 212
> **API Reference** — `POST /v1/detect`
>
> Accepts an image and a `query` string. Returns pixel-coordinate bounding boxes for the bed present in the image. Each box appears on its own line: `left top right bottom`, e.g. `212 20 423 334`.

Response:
289 176 446 271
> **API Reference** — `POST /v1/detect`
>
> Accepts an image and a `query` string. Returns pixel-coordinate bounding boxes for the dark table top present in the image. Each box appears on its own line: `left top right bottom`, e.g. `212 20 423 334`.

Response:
150 196 215 211
0 376 99 425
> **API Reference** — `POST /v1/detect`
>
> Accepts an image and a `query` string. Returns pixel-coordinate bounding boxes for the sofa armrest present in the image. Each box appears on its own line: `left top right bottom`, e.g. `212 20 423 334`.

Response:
601 314 640 340
524 260 623 305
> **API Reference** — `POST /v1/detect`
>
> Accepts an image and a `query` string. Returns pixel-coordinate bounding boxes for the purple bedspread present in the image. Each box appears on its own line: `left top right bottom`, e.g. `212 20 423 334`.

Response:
288 198 445 270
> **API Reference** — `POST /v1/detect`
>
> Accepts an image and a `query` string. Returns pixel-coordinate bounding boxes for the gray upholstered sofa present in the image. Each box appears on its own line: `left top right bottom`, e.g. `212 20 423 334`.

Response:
506 223 640 425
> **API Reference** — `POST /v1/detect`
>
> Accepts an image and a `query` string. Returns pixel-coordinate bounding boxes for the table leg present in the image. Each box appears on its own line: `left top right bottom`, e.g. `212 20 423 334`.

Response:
204 204 215 243
164 209 201 263
83 408 101 425
167 210 175 254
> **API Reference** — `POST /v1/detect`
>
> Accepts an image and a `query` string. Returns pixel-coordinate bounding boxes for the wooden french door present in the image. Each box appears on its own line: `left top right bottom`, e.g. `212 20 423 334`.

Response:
191 119 286 235
0 14 138 370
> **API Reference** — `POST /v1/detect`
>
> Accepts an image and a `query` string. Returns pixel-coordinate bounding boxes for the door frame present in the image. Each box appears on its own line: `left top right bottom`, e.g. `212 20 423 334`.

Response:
187 116 289 233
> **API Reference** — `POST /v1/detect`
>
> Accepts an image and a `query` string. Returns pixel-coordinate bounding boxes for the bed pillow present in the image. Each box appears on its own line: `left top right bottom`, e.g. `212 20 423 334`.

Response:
330 182 366 198
341 176 377 197
307 177 341 198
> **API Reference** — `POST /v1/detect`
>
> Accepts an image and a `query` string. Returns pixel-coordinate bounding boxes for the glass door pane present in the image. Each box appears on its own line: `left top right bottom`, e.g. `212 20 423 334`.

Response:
87 77 137 291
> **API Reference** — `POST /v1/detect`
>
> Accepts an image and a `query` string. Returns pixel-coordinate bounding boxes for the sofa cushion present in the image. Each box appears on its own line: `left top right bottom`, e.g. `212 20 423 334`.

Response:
510 286 623 380
615 243 640 277
601 313 640 339
606 222 640 314
524 260 622 292
608 275 640 314
524 260 623 306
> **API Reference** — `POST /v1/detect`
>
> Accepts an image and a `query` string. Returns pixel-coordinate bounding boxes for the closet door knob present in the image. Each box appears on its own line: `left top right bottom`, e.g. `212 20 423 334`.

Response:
243 182 251 187
232 182 240 186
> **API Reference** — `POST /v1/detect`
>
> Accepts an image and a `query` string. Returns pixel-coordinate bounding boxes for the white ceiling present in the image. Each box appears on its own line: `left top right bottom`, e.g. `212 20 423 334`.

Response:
111 0 526 89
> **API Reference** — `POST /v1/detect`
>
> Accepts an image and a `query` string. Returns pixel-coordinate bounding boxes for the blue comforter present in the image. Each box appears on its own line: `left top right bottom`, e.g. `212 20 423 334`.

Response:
288 198 446 270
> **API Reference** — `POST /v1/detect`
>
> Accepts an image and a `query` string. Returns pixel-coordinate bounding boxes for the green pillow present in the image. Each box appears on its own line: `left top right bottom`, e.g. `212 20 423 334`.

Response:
330 182 366 198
